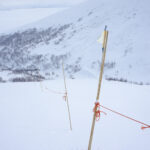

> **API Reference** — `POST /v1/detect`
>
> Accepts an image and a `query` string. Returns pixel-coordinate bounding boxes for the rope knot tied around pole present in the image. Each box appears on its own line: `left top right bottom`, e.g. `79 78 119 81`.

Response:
63 92 67 101
93 102 107 121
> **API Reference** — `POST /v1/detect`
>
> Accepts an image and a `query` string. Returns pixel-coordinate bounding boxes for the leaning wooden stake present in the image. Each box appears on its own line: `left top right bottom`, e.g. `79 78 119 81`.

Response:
62 61 72 131
88 26 109 150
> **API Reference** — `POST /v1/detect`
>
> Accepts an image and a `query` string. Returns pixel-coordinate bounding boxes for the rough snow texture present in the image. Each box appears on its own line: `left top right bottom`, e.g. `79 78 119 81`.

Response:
0 0 150 83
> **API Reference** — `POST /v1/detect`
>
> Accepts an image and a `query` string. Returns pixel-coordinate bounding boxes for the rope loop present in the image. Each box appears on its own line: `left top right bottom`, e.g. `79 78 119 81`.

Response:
93 102 107 121
63 92 67 101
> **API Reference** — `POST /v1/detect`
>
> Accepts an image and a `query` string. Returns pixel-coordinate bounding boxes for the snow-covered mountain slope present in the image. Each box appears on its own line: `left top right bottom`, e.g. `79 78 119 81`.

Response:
0 0 150 83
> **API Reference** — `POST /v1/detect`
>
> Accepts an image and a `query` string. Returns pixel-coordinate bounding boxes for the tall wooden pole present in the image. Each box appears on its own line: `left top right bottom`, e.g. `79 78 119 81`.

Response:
62 61 72 131
88 26 109 150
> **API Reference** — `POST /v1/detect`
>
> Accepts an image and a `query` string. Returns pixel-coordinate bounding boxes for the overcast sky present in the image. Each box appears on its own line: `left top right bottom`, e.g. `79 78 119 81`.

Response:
0 0 87 8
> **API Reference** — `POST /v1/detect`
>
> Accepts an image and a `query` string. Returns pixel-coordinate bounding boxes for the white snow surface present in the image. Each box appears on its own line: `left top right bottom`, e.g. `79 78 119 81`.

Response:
9 0 149 82
0 79 150 150
1 0 150 149
0 0 150 82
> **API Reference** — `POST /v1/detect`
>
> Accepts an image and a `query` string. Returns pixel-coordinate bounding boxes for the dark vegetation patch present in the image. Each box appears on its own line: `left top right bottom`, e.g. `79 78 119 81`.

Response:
105 77 150 85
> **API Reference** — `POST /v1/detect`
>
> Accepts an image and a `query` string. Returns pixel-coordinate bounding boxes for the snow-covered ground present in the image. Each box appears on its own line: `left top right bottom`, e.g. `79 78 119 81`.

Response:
0 79 150 150
28 0 150 82
0 0 150 150
1 0 150 82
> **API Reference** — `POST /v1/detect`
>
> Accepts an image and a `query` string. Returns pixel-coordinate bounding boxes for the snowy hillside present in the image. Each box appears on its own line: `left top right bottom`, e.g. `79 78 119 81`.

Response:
0 1 150 149
0 0 150 83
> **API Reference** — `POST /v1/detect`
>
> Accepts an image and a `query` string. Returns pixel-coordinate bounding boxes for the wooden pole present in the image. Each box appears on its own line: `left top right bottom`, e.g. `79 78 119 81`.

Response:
62 61 72 131
88 26 109 150
96 29 108 100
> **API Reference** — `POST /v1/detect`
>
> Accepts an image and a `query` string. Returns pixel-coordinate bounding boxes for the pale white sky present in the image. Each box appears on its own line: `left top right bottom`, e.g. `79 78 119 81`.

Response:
0 0 87 33
0 0 87 8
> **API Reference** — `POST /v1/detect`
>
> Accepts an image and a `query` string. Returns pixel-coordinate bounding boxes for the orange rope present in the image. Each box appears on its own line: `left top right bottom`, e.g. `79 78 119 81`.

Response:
63 92 67 101
93 102 107 121
45 87 65 95
45 87 67 101
40 81 65 95
40 82 67 101
100 104 150 130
